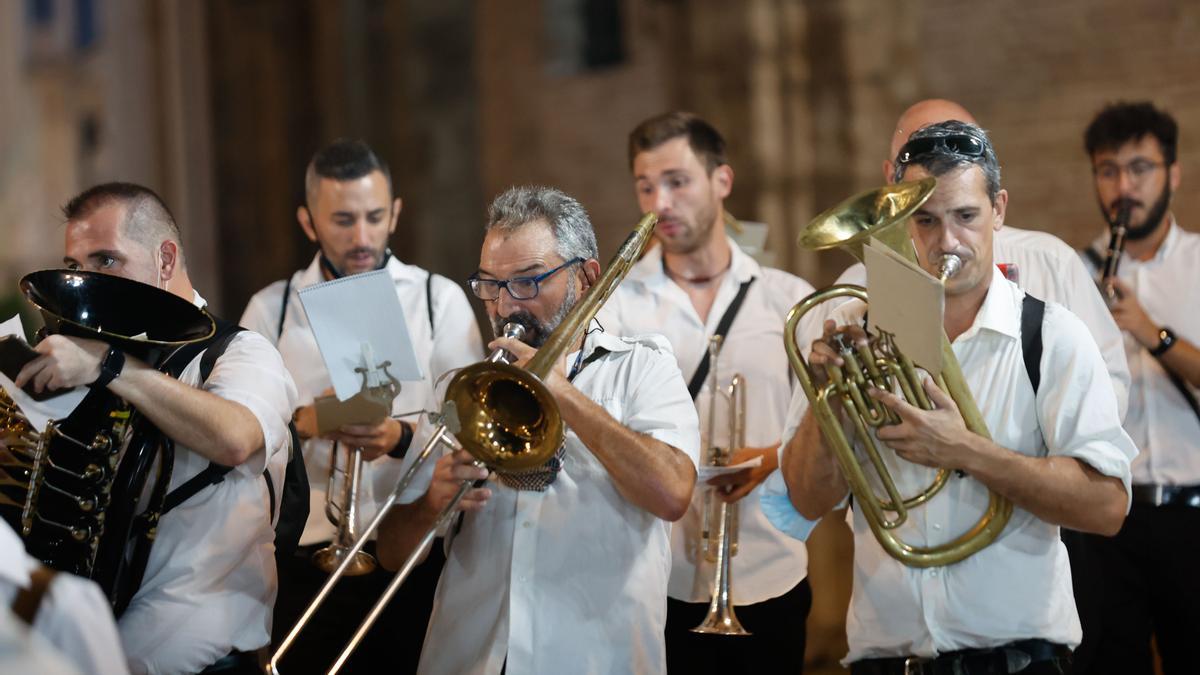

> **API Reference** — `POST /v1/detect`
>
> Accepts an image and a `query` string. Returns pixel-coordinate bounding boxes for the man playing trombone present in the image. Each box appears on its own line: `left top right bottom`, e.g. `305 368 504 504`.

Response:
377 186 700 675
766 122 1136 674
599 112 816 672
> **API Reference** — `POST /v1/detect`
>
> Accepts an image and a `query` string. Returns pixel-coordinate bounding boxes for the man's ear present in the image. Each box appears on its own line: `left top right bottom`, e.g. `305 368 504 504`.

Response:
159 240 180 280
712 165 734 200
297 205 318 243
390 197 403 234
992 188 1009 230
581 259 602 291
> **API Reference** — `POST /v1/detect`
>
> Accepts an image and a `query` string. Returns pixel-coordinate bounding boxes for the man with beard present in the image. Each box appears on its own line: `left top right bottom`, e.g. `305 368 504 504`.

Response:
239 139 482 672
767 121 1136 673
1075 102 1200 675
376 185 701 675
597 112 815 673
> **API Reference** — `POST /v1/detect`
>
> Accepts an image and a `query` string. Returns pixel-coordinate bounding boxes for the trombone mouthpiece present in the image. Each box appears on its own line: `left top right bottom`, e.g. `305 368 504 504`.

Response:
501 322 526 342
937 254 962 282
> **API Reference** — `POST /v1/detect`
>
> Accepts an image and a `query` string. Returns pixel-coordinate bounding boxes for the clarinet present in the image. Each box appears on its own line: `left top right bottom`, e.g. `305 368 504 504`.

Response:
1100 198 1134 305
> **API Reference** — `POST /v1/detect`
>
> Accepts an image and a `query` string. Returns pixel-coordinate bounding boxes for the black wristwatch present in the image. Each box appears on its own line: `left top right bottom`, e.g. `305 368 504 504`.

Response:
1150 327 1177 357
387 420 415 459
91 347 125 389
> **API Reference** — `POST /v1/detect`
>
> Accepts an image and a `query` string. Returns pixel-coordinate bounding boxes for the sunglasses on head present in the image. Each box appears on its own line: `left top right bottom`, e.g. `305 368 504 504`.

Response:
896 134 986 164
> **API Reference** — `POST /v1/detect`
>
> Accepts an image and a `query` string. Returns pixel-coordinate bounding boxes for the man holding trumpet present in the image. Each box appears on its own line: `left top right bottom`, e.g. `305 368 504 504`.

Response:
598 112 816 672
377 185 700 675
765 121 1136 674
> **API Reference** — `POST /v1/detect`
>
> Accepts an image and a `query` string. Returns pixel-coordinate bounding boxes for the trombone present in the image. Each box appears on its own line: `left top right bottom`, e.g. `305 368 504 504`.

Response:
270 211 658 675
691 335 749 636
267 322 524 675
783 178 1012 568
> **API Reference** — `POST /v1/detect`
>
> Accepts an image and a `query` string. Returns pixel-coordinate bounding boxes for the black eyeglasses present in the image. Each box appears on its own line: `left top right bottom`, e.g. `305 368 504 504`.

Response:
468 257 584 301
896 134 986 164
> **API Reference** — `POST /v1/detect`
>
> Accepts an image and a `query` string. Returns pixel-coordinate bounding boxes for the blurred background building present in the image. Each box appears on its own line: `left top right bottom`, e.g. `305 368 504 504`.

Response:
2 0 1198 670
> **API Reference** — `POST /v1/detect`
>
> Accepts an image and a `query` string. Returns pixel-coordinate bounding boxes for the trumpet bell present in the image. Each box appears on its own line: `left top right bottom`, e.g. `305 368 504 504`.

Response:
443 361 564 472
312 546 376 576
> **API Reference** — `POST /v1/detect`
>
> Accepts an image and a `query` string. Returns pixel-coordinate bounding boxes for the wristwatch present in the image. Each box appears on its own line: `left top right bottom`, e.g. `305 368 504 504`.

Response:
91 347 125 389
1150 327 1177 357
387 421 415 459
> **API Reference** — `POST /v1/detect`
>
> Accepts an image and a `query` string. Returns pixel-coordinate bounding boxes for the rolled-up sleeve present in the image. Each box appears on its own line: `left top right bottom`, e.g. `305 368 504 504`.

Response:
1037 303 1138 510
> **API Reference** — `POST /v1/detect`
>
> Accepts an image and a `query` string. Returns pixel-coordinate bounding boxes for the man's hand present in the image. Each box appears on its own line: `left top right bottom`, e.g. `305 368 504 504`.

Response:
14 335 109 393
421 449 492 516
487 336 571 394
809 320 870 390
1108 277 1160 348
328 418 406 461
706 445 779 503
871 377 977 471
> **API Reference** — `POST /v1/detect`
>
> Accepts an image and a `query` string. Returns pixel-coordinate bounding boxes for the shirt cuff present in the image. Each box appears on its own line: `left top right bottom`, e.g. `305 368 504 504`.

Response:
759 471 822 541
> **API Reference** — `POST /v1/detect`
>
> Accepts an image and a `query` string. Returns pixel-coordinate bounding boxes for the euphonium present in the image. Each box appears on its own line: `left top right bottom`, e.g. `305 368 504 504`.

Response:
271 212 658 675
1099 197 1134 305
0 270 214 611
783 178 1012 568
691 335 750 636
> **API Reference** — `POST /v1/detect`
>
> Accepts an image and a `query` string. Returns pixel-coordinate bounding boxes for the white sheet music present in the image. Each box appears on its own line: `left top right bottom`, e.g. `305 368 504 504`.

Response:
297 269 424 401
0 314 86 430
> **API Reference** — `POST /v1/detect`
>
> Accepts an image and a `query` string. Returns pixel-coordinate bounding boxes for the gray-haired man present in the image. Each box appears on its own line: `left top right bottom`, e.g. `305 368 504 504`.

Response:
378 185 701 675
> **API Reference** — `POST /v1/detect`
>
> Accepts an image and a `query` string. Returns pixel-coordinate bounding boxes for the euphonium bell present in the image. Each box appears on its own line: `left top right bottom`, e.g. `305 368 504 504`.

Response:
783 177 1012 568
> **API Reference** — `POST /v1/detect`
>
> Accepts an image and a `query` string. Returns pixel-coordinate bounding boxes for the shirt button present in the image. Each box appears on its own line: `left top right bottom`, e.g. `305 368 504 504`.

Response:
523 521 532 529
933 523 942 530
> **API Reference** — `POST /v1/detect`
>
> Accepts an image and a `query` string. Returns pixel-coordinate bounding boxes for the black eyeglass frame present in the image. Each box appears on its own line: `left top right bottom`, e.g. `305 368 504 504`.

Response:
896 134 987 165
467 257 585 301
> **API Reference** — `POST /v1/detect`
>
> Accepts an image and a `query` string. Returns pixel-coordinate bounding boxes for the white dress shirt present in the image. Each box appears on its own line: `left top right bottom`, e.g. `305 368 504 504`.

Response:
826 226 1130 419
762 267 1136 662
397 331 700 675
1081 220 1200 485
118 292 297 675
0 606 82 675
240 254 484 545
0 521 128 675
596 238 813 604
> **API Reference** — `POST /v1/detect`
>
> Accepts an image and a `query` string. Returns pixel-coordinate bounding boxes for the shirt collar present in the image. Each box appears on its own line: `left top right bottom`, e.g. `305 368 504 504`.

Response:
955 265 1022 343
627 234 760 287
192 289 207 309
298 252 415 290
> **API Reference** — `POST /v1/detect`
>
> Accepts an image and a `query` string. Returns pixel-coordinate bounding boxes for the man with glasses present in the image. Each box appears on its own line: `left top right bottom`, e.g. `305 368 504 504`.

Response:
1074 101 1200 675
597 112 816 673
239 139 483 672
377 185 701 675
764 120 1136 675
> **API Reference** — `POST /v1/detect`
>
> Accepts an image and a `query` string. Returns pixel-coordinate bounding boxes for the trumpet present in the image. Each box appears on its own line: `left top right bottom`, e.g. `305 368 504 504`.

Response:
783 178 1012 568
1100 197 1134 305
271 211 658 675
312 357 403 576
691 335 750 636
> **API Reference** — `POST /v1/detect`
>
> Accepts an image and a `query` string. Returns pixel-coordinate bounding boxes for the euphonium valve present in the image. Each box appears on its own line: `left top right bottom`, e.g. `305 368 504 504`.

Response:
783 178 1012 568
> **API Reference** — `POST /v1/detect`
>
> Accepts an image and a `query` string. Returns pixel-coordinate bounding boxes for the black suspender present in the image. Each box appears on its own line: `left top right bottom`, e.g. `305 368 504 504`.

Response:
687 279 756 400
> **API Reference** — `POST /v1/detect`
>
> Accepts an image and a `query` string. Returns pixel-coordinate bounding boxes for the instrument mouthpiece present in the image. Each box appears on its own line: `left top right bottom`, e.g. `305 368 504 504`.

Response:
937 254 963 282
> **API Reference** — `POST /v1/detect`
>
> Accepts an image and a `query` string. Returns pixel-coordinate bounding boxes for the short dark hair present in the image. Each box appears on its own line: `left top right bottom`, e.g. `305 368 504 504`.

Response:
305 139 393 207
627 111 728 173
62 182 182 245
893 120 1003 204
1084 101 1178 166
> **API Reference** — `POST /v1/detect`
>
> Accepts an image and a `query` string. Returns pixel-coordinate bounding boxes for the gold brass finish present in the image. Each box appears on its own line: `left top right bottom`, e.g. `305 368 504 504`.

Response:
784 178 1012 568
